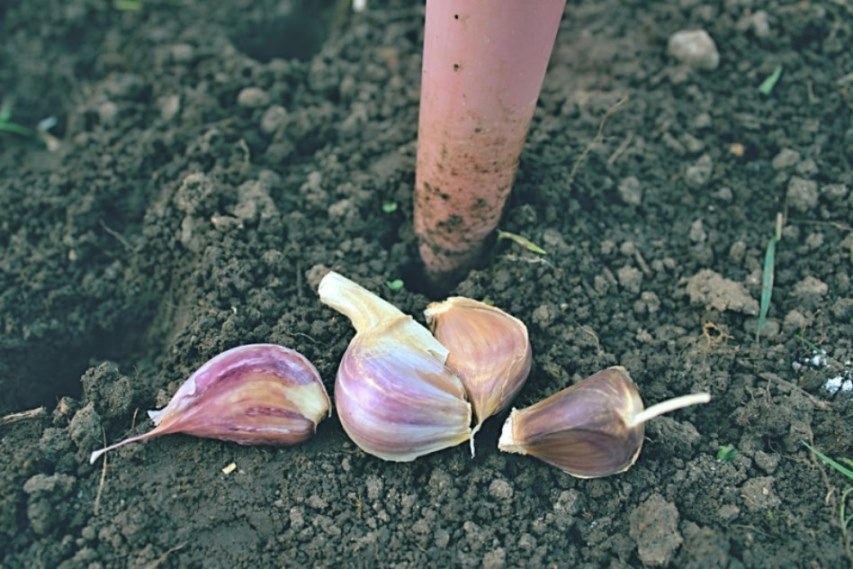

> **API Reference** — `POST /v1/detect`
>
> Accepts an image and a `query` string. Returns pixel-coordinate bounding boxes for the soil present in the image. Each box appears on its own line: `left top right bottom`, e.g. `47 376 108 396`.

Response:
1 0 851 567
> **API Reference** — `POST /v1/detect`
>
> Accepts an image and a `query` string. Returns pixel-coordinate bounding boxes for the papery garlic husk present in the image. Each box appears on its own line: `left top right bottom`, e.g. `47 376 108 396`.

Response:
318 271 472 461
498 366 711 479
89 344 330 464
425 297 532 431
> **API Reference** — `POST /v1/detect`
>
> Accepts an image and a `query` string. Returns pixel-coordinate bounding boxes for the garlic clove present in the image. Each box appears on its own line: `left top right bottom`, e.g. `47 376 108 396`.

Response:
89 344 330 464
425 297 532 430
319 271 472 461
498 367 710 478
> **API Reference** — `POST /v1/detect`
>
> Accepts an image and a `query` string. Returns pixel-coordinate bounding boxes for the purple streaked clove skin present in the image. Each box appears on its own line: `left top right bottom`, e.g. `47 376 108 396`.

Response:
425 297 532 433
498 366 711 478
318 271 472 462
89 344 330 464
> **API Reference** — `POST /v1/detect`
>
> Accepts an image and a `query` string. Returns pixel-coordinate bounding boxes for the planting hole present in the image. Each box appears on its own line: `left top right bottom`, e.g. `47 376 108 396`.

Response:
0 316 154 415
230 1 336 62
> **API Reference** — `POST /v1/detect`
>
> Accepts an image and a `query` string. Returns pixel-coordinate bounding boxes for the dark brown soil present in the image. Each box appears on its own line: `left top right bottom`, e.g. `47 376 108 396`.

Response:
2 1 851 567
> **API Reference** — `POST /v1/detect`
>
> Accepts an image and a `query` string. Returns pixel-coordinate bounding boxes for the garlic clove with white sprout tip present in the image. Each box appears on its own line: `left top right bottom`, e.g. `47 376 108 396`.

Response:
425 297 532 433
318 271 472 461
498 366 710 478
89 344 331 464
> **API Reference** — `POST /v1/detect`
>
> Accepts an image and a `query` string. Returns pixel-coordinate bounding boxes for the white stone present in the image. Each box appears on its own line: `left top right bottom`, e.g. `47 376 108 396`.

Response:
668 29 720 70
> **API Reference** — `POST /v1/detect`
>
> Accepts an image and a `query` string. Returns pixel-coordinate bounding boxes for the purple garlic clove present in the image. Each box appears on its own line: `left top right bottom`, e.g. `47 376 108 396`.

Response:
425 297 532 432
318 271 472 462
498 367 710 478
89 344 330 464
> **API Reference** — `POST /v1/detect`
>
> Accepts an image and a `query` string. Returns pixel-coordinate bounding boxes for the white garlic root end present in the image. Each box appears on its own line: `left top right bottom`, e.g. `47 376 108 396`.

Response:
88 432 155 464
89 449 107 465
496 409 528 456
469 422 483 458
627 392 711 428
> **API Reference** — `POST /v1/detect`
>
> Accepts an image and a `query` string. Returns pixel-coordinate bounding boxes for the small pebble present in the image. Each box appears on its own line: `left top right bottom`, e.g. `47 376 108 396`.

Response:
751 11 771 38
668 29 720 70
754 451 780 474
740 477 781 512
717 504 740 522
158 95 181 121
629 494 683 566
366 474 383 501
745 317 780 338
620 240 638 256
786 177 819 212
689 219 707 243
795 159 818 176
692 112 712 129
237 87 270 109
685 154 714 188
804 233 823 250
488 479 514 500
728 240 746 263
681 133 705 154
261 105 288 134
170 43 194 63
306 495 327 510
289 508 305 530
685 269 758 315
541 229 569 254
823 183 848 203
771 148 800 170
531 304 556 329
738 11 771 38
634 291 661 314
617 265 643 294
618 176 642 206
793 276 828 300
553 490 580 515
783 309 809 333
483 547 506 569
714 187 733 202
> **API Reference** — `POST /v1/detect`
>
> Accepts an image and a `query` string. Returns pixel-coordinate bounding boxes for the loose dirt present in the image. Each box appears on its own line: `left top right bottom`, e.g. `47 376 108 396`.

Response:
1 1 850 567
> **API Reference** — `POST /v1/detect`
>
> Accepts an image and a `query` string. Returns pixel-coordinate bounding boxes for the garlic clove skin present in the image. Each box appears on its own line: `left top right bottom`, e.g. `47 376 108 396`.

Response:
319 271 472 461
336 318 473 461
425 297 532 429
89 344 330 464
498 367 710 479
498 367 643 478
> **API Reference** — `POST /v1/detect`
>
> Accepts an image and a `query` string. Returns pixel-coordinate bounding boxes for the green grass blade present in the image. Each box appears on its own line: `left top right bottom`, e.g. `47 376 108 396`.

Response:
758 65 783 96
0 121 38 138
757 236 776 333
803 442 853 481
